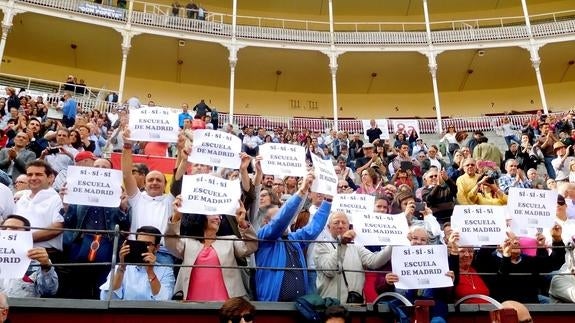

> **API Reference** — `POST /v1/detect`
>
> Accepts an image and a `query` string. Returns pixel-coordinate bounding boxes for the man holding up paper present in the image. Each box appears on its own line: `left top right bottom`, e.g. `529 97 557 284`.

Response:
122 130 175 265
314 211 392 304
255 172 332 302
0 215 58 298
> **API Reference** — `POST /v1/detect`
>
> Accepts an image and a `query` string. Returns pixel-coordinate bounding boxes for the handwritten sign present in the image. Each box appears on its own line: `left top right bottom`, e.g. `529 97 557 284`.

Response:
508 188 557 236
259 143 307 177
391 119 420 137
179 174 241 215
362 119 389 140
64 166 123 207
392 244 452 290
189 129 242 169
332 194 375 215
310 154 337 195
46 107 63 120
451 205 507 246
0 230 32 279
129 105 179 143
351 212 410 246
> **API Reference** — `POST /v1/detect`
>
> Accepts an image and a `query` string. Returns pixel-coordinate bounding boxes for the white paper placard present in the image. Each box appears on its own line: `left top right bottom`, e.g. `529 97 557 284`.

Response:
351 212 410 246
508 188 557 236
128 105 179 143
451 205 507 246
188 129 242 169
0 230 33 279
310 154 337 195
259 143 307 178
362 119 390 140
46 107 63 120
64 166 123 207
179 174 241 215
391 119 420 138
332 194 375 215
392 244 453 290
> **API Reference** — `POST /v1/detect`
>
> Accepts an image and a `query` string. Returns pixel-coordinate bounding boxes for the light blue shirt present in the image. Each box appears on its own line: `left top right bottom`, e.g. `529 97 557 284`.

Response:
100 264 175 301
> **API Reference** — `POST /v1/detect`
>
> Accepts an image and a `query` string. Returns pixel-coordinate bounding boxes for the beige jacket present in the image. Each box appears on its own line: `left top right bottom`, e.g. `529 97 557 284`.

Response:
165 220 258 299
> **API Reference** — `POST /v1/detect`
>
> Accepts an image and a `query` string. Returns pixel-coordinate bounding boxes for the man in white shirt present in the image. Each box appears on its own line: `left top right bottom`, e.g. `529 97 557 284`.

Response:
122 130 175 265
14 160 64 275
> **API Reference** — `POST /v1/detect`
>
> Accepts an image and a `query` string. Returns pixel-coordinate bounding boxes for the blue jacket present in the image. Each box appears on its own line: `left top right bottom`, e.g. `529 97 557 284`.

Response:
255 194 331 301
62 98 77 119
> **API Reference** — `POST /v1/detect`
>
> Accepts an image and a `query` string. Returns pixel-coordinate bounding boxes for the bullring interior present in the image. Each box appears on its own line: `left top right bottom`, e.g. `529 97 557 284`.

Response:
3 0 575 322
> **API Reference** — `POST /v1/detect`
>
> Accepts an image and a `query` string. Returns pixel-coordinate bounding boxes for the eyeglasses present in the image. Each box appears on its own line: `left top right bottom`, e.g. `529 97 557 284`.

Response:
338 185 349 189
558 200 566 206
230 313 255 323
428 175 438 178
464 164 475 167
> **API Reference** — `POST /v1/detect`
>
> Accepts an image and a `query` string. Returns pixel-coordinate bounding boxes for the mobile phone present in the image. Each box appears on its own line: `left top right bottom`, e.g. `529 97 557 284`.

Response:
414 202 426 218
349 224 353 230
124 240 148 264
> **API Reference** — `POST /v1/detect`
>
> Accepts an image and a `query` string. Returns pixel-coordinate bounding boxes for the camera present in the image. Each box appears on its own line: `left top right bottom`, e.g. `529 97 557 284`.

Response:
48 147 60 154
414 202 426 219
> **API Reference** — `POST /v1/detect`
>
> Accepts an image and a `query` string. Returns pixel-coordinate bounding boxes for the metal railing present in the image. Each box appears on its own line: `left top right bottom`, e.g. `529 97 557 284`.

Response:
13 0 575 46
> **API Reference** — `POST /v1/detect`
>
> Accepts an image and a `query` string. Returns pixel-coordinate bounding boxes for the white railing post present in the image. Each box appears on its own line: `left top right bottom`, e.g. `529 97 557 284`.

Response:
0 7 20 71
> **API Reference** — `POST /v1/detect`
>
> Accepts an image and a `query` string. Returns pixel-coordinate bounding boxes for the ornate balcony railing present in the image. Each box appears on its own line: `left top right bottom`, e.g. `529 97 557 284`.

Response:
13 0 575 47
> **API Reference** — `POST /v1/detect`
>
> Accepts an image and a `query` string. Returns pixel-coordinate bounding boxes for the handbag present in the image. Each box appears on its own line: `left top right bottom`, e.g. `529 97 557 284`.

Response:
342 269 364 304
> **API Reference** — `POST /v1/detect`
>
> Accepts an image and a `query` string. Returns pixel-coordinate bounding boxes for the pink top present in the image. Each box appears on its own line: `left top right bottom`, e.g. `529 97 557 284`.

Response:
186 246 229 301
144 142 168 156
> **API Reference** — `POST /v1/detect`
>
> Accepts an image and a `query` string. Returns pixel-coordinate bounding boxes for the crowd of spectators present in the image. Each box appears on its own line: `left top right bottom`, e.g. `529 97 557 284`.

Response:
2 86 575 322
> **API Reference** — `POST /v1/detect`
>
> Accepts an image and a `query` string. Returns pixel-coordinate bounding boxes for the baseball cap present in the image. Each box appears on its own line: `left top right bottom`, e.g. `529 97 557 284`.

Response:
75 151 96 163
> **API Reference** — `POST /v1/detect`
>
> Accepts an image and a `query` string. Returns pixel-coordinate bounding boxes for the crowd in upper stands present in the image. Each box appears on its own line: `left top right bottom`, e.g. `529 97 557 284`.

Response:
2 82 575 321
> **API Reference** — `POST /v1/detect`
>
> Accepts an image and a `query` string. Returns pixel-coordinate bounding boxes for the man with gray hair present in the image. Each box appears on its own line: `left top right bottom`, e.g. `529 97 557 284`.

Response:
0 291 8 323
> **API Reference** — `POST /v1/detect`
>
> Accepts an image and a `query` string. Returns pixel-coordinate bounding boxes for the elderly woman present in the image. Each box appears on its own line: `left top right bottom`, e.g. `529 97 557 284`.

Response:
379 226 454 323
166 200 258 301
447 232 490 304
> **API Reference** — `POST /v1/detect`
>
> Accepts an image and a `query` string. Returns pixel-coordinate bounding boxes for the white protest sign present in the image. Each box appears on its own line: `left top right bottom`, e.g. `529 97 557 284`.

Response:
351 212 410 246
392 244 453 290
391 119 420 137
0 230 33 279
508 188 557 236
64 166 123 207
332 194 375 215
46 107 63 120
179 174 241 215
310 154 338 195
188 129 242 169
128 105 179 143
451 205 507 246
259 143 307 177
362 119 390 140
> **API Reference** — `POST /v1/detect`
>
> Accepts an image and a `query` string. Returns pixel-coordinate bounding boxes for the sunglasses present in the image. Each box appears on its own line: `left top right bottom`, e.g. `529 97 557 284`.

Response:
230 313 254 323
338 185 349 189
558 200 566 206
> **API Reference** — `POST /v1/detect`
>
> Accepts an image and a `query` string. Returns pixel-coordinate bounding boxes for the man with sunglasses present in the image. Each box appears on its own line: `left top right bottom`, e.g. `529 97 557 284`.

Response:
456 158 479 205
422 169 456 225
99 226 175 300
